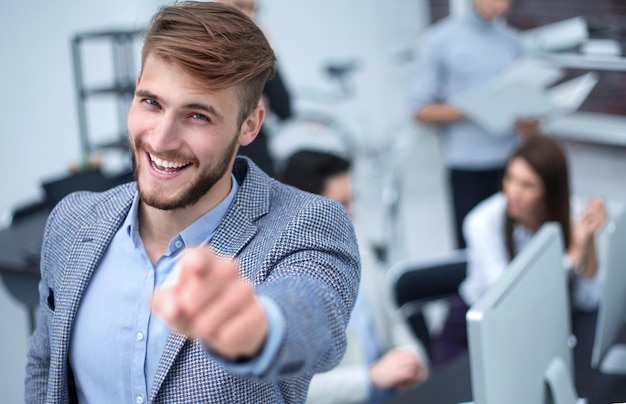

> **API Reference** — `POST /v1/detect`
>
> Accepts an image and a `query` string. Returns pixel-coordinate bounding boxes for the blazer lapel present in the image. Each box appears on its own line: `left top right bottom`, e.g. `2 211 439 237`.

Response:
54 193 133 354
149 331 187 402
48 186 134 402
211 157 269 262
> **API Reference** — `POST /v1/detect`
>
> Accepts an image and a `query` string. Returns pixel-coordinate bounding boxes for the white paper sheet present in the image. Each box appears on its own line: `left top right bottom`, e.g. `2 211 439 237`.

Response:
546 72 599 118
448 58 597 135
450 79 555 134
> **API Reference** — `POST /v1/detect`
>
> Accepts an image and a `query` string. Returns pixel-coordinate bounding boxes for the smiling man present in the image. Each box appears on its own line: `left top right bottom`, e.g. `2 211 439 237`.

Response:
25 3 360 403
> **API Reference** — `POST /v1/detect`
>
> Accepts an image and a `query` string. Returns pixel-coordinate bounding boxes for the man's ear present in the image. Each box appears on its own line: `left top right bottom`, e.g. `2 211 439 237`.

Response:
238 102 265 146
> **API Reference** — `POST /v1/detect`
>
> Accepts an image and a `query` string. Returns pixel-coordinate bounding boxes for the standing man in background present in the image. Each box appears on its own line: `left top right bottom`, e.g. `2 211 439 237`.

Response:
25 3 359 403
409 0 536 249
217 0 294 178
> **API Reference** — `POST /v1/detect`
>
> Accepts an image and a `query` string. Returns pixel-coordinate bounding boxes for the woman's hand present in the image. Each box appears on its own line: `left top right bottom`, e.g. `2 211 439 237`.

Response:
569 197 606 277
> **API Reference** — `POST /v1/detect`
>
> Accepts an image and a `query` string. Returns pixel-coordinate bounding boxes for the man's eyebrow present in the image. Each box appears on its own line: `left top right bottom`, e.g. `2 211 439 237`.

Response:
182 102 224 123
135 89 224 123
135 89 159 101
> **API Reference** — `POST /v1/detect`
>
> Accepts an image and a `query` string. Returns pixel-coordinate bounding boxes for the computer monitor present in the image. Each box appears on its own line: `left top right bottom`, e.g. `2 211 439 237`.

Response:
591 204 626 374
466 223 579 404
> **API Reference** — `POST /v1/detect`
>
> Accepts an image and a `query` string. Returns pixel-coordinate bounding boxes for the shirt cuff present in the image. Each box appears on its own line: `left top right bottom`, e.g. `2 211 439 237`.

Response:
209 294 286 376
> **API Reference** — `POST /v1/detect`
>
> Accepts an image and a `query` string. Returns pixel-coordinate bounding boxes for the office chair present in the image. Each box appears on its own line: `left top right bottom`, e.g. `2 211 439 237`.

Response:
0 200 50 334
10 200 48 223
386 249 467 361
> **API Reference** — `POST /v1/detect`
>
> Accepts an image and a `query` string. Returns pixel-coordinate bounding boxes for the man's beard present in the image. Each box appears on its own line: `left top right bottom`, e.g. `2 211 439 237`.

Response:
132 135 239 211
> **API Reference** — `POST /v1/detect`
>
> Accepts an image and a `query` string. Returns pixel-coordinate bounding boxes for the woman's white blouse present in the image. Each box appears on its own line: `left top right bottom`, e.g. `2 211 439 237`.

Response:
459 192 601 311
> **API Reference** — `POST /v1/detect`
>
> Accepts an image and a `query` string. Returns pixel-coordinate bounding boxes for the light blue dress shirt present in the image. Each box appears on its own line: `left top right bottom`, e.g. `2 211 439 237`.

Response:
409 7 524 169
69 175 285 403
351 289 394 404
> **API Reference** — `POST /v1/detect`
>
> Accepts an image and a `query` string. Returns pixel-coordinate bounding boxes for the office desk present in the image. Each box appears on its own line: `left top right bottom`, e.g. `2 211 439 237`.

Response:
0 209 48 332
389 311 626 404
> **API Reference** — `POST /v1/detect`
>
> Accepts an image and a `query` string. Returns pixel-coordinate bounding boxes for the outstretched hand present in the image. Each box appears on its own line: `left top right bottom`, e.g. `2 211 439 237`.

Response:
152 247 268 361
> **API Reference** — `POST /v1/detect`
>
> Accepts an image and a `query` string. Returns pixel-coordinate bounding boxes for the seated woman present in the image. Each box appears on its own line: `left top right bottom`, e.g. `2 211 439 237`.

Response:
432 135 606 369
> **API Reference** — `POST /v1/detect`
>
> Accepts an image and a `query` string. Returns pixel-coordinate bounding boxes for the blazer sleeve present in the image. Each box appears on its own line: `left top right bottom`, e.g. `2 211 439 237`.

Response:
253 197 361 380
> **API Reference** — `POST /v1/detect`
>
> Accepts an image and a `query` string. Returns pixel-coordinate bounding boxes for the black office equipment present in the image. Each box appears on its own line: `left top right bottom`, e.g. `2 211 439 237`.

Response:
42 168 111 208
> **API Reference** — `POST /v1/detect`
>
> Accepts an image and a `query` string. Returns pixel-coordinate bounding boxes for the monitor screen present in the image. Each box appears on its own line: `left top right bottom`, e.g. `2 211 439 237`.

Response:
466 223 579 404
591 205 626 374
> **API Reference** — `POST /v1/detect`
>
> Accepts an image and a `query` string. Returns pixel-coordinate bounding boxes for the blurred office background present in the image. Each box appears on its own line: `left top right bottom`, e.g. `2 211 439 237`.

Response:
1 0 625 402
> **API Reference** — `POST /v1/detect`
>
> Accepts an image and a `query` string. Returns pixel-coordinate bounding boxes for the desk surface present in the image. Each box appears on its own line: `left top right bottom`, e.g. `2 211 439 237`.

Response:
0 209 48 275
389 310 626 404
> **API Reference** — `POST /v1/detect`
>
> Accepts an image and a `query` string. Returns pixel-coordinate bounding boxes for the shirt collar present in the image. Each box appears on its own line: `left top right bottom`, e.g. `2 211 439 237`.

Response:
124 173 240 252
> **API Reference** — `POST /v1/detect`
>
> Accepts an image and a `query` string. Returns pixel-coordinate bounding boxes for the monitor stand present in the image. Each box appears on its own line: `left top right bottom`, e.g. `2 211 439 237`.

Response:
545 357 584 404
599 344 626 374
456 357 585 404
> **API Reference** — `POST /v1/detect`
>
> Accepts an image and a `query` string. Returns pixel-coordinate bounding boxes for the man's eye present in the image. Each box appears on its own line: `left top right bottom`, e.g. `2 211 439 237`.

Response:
144 98 159 106
191 113 209 122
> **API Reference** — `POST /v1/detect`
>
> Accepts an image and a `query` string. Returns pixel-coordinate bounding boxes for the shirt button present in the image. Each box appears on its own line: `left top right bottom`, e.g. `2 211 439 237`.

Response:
136 332 144 341
136 395 144 404
174 240 183 248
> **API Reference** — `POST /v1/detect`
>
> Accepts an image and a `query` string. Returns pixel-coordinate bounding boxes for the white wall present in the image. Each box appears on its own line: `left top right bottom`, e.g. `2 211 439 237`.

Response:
260 0 429 143
0 1 158 223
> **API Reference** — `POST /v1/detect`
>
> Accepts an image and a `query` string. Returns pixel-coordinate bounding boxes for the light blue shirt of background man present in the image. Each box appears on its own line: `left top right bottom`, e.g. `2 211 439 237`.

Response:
409 0 527 249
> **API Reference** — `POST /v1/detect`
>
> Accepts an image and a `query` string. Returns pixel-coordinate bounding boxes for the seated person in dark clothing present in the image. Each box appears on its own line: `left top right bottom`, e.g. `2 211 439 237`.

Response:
238 70 292 177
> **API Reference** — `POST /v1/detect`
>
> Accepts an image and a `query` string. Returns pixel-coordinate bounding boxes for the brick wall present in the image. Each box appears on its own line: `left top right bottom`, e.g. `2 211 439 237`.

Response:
429 0 626 115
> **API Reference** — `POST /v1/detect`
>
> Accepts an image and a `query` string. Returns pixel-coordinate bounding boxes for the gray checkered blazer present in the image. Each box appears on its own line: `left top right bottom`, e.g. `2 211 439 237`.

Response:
25 157 361 403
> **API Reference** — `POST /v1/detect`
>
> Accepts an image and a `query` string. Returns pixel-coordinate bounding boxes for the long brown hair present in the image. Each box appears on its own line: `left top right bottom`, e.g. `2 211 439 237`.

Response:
504 136 570 260
141 1 276 127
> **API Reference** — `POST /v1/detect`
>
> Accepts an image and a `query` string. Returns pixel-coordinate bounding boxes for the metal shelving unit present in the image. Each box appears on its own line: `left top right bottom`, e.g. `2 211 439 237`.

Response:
71 28 144 165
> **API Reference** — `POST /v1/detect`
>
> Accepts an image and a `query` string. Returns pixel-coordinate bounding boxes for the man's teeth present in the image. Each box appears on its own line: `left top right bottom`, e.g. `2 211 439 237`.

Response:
150 155 190 169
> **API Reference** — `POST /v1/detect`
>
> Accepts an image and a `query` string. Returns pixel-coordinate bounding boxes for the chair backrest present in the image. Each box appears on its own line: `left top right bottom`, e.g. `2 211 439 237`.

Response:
388 249 467 315
386 249 467 358
11 200 48 223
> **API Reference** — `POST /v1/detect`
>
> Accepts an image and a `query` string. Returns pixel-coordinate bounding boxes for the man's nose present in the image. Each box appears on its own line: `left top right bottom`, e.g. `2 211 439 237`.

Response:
150 115 181 151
